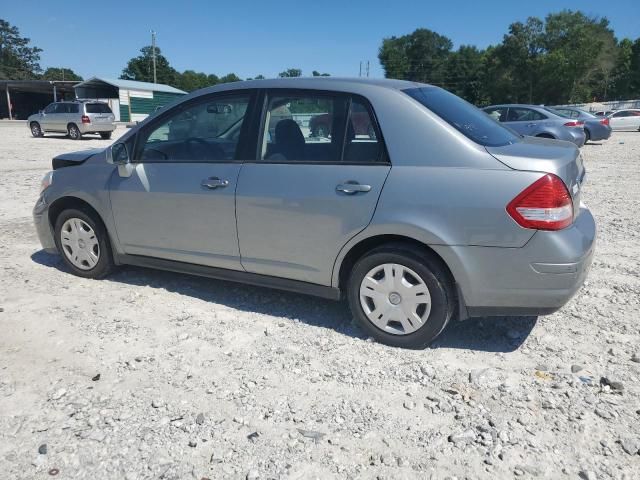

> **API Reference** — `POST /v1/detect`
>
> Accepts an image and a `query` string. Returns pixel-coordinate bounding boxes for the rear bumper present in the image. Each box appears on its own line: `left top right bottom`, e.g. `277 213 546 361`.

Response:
434 206 596 317
33 195 57 253
78 123 116 134
586 125 612 141
565 129 586 147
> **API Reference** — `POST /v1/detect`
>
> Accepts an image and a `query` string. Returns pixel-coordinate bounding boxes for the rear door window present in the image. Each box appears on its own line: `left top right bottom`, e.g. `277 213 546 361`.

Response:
343 99 384 163
261 92 348 162
484 107 508 122
507 108 547 122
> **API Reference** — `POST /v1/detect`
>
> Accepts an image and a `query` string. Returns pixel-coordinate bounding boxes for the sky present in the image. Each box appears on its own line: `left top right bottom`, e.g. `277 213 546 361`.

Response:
2 0 640 81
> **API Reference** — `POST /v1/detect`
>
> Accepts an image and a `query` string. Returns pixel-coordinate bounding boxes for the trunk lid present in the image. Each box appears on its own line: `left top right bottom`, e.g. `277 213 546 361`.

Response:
84 103 115 124
486 136 585 218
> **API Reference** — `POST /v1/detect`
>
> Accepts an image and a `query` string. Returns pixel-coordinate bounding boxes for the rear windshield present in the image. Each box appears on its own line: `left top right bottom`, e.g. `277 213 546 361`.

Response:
404 87 520 147
85 103 112 114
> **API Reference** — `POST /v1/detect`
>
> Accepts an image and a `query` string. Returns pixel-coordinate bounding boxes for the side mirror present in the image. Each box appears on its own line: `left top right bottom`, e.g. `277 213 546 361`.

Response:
106 142 130 165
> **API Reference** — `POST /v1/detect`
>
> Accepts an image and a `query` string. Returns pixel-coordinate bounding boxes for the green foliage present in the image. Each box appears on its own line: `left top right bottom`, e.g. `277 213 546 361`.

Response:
0 18 42 80
312 70 330 76
379 10 640 104
41 67 82 81
279 68 302 78
379 28 453 84
120 46 179 86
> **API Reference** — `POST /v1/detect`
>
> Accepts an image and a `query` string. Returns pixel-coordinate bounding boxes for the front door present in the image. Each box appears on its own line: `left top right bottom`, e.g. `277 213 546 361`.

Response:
109 91 256 270
236 91 390 286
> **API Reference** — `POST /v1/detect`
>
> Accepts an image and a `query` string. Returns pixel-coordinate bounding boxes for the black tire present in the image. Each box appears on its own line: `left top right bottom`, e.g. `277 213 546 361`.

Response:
347 243 455 349
536 133 554 139
53 208 115 279
584 129 591 143
68 123 82 140
30 122 44 138
100 132 112 140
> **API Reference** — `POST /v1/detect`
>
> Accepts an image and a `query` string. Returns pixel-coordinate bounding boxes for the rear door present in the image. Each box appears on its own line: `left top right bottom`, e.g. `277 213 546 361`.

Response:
109 90 258 270
235 90 390 286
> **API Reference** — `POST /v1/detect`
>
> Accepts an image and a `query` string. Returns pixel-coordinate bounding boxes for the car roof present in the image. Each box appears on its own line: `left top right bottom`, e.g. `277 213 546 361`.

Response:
186 77 431 98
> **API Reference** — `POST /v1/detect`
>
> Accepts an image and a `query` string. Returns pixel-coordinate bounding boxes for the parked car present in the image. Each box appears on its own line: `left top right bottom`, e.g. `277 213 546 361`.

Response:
33 78 595 348
28 101 116 140
549 107 612 142
607 109 640 131
483 104 586 147
593 110 614 117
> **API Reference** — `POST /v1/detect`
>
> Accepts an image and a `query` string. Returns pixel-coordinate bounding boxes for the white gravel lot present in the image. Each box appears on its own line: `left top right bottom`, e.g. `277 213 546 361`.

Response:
0 123 639 479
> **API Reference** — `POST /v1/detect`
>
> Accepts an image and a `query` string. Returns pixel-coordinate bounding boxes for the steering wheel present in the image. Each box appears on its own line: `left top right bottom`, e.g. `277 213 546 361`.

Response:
184 137 225 161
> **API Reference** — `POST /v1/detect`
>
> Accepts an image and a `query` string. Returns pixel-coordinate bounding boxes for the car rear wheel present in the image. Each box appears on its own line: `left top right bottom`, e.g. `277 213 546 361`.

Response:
536 133 554 139
30 122 44 138
347 244 455 349
68 123 82 140
584 129 591 142
54 208 115 279
100 132 112 140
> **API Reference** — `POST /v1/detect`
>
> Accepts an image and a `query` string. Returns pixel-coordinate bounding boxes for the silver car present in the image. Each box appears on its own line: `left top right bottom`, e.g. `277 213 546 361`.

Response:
33 78 596 348
607 109 640 131
483 104 586 147
28 101 116 140
550 107 612 142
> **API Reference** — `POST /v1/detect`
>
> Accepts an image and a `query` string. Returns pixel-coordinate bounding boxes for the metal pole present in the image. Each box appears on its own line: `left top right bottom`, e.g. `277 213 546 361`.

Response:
151 30 157 84
366 61 370 78
53 84 57 102
5 84 12 120
359 61 362 77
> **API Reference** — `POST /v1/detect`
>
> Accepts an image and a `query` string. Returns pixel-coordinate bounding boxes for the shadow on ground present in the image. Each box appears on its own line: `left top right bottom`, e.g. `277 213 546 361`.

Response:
32 250 536 353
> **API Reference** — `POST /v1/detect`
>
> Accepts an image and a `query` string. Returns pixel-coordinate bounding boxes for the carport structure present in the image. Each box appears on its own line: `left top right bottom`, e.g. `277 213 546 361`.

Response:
1 80 77 120
74 77 186 122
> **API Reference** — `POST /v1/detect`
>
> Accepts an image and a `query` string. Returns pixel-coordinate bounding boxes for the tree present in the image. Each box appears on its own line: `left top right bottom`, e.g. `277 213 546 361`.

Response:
0 18 42 79
41 67 82 81
445 45 485 104
279 68 302 78
219 73 242 83
120 45 179 86
379 28 453 84
312 70 330 76
177 70 212 92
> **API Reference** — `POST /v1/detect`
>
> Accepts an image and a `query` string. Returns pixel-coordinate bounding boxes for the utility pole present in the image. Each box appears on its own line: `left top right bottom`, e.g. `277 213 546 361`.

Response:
366 61 370 78
151 30 157 84
359 61 362 77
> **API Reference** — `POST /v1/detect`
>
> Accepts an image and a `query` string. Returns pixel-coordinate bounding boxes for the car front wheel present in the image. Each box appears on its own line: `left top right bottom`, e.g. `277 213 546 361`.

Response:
347 244 455 349
54 208 115 279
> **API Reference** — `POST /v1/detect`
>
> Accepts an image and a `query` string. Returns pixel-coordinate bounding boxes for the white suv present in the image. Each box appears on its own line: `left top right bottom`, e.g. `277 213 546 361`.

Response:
28 101 116 140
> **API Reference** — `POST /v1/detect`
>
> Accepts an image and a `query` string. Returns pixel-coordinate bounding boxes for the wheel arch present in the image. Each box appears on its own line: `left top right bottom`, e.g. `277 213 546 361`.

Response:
334 233 467 320
536 132 555 139
335 234 454 290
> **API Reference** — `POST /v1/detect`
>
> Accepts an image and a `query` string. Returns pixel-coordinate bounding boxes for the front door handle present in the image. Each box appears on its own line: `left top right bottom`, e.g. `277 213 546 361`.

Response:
527 123 537 127
336 181 371 195
201 177 229 189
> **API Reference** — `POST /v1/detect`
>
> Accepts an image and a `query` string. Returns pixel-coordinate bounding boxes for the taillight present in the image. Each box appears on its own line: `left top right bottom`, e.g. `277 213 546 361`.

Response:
563 121 584 128
81 115 91 124
600 118 609 126
507 174 573 231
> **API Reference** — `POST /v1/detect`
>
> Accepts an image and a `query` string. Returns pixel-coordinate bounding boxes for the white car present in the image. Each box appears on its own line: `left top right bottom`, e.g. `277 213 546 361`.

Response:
607 109 640 131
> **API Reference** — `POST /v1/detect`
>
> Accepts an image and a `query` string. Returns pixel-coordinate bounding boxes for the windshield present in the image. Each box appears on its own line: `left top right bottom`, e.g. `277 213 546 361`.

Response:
404 87 519 147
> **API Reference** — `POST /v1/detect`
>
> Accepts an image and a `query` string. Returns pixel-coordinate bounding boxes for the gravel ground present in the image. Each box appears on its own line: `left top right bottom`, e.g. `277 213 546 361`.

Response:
0 123 639 480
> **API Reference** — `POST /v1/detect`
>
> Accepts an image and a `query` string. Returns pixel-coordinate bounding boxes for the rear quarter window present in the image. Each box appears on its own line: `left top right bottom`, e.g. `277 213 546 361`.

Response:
404 87 519 147
85 103 112 114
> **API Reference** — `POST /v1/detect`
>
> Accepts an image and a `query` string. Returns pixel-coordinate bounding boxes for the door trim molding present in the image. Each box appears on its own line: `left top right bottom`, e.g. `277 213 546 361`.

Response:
115 253 342 301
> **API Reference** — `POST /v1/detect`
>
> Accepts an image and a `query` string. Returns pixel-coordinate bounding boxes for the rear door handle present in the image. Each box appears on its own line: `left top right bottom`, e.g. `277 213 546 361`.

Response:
527 123 537 127
201 177 229 189
336 182 371 195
